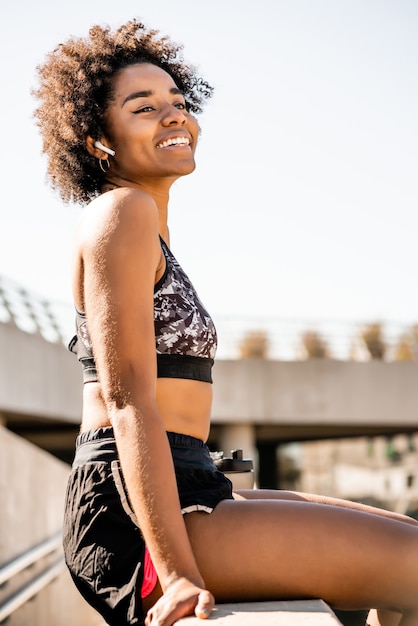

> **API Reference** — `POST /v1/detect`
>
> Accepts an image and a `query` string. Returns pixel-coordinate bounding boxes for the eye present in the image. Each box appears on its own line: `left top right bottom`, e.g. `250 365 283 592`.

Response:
174 102 186 110
133 105 154 114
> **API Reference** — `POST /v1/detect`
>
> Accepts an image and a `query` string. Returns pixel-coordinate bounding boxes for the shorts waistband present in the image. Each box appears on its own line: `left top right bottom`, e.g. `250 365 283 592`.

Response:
75 427 206 448
73 427 208 470
76 426 115 447
73 427 117 469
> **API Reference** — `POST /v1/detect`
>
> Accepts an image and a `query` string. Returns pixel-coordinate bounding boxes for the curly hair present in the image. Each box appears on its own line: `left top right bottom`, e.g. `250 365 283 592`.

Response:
33 19 213 205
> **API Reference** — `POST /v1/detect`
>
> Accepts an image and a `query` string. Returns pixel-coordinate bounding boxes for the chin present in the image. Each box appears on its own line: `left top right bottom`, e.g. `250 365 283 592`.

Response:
173 161 196 176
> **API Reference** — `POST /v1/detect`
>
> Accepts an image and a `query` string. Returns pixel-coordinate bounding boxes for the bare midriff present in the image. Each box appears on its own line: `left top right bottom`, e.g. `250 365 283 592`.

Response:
80 378 213 443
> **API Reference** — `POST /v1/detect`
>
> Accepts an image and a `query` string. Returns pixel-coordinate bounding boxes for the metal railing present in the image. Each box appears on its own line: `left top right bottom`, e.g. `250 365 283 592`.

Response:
0 275 73 345
0 532 65 623
0 273 417 361
214 315 418 361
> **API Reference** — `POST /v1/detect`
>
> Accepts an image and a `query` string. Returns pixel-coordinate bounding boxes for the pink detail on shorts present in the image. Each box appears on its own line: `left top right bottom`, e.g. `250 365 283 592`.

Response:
141 546 158 599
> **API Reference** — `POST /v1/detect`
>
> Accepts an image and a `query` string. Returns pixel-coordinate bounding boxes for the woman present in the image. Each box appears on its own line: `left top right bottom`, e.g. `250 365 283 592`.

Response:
34 20 418 626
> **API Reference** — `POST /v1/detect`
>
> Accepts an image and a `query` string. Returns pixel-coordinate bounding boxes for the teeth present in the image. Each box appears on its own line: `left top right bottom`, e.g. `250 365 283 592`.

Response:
157 137 190 148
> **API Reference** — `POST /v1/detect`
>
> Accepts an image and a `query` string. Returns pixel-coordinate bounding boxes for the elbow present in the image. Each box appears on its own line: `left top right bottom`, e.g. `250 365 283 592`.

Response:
100 371 156 425
107 391 132 414
95 356 157 419
99 366 135 412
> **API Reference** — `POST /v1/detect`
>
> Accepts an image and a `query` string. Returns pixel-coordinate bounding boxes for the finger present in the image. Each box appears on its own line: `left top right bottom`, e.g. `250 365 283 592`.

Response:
194 590 215 619
144 607 154 626
146 598 192 626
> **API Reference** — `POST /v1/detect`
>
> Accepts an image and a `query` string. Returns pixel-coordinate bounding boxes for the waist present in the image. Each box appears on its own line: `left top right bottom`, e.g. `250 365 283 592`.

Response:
82 378 212 441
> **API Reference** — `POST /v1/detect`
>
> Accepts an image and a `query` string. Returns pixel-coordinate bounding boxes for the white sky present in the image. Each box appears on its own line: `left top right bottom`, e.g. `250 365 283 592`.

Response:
1 0 418 335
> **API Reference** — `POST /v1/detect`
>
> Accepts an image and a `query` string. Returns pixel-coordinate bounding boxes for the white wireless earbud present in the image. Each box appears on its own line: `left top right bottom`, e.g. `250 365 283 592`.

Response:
94 140 116 157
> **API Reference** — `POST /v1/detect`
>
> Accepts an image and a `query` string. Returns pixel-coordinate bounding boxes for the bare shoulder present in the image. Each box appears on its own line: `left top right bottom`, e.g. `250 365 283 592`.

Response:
73 188 163 313
78 187 159 253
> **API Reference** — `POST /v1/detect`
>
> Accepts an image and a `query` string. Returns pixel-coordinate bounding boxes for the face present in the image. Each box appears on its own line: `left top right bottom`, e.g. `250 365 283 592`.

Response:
103 63 199 185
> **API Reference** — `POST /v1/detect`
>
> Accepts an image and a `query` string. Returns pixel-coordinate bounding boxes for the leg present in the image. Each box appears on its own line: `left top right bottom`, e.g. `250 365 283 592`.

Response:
239 487 418 624
234 489 418 527
184 498 418 622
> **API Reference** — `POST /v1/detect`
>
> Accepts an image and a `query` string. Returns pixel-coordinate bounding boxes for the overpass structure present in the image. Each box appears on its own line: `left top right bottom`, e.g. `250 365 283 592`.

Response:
1 277 417 465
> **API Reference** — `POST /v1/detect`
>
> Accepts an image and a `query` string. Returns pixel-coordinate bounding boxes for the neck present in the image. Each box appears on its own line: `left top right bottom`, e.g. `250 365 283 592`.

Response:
103 173 172 199
158 205 169 243
101 176 171 242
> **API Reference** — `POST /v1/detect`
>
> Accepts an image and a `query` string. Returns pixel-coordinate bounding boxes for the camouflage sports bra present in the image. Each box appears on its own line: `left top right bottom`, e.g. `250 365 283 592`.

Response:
69 237 217 384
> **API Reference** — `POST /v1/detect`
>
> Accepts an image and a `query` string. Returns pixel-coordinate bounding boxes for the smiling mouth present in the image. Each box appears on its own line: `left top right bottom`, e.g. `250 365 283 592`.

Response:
156 137 190 149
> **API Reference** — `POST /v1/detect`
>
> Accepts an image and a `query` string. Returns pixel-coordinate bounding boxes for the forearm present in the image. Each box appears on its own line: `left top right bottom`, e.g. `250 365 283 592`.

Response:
110 401 204 591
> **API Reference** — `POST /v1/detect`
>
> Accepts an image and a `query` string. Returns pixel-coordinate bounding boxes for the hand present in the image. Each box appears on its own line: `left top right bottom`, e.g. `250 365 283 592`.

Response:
145 577 214 626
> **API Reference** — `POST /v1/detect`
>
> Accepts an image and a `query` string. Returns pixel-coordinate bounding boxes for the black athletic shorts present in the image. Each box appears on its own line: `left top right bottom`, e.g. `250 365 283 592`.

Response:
63 427 233 626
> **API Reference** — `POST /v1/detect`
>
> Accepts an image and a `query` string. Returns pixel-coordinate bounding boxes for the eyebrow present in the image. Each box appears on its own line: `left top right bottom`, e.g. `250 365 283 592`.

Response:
122 87 184 107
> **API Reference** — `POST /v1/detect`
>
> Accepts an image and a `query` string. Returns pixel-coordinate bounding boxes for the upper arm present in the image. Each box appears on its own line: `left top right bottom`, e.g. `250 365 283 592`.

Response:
80 189 162 409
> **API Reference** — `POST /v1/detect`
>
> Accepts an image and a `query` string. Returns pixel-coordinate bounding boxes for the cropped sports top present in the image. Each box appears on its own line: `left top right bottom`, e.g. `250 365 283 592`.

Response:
68 237 217 384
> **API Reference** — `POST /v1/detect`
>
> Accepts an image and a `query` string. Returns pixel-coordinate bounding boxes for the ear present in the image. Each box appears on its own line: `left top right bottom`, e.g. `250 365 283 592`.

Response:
85 135 114 158
86 135 101 157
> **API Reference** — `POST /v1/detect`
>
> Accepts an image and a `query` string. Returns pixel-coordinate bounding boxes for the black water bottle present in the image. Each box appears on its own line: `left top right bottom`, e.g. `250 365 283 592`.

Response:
213 449 254 490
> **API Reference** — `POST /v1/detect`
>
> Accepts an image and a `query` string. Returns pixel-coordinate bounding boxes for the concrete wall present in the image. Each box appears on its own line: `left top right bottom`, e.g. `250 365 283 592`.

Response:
0 425 104 626
0 321 81 422
212 359 418 426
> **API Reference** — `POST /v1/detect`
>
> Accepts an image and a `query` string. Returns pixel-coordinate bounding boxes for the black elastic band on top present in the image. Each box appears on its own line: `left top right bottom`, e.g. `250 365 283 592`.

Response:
79 354 213 384
157 354 213 383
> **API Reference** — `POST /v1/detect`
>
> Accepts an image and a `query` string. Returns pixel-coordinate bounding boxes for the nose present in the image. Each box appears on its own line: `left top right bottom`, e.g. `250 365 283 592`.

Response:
161 103 187 126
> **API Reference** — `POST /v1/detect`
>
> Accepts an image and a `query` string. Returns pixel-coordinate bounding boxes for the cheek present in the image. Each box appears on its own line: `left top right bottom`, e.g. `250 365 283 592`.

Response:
115 131 152 161
188 117 200 151
189 115 200 135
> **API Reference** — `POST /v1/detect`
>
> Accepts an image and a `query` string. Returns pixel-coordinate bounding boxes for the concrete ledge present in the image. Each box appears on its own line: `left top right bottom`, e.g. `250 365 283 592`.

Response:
175 600 343 625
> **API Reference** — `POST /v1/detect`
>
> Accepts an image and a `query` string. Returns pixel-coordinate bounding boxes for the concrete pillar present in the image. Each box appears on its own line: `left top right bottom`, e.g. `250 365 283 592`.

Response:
257 441 278 489
218 424 258 479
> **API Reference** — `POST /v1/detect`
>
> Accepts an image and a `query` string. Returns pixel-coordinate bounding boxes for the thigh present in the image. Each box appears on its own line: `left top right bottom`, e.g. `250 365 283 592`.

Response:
184 498 418 613
234 488 418 526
